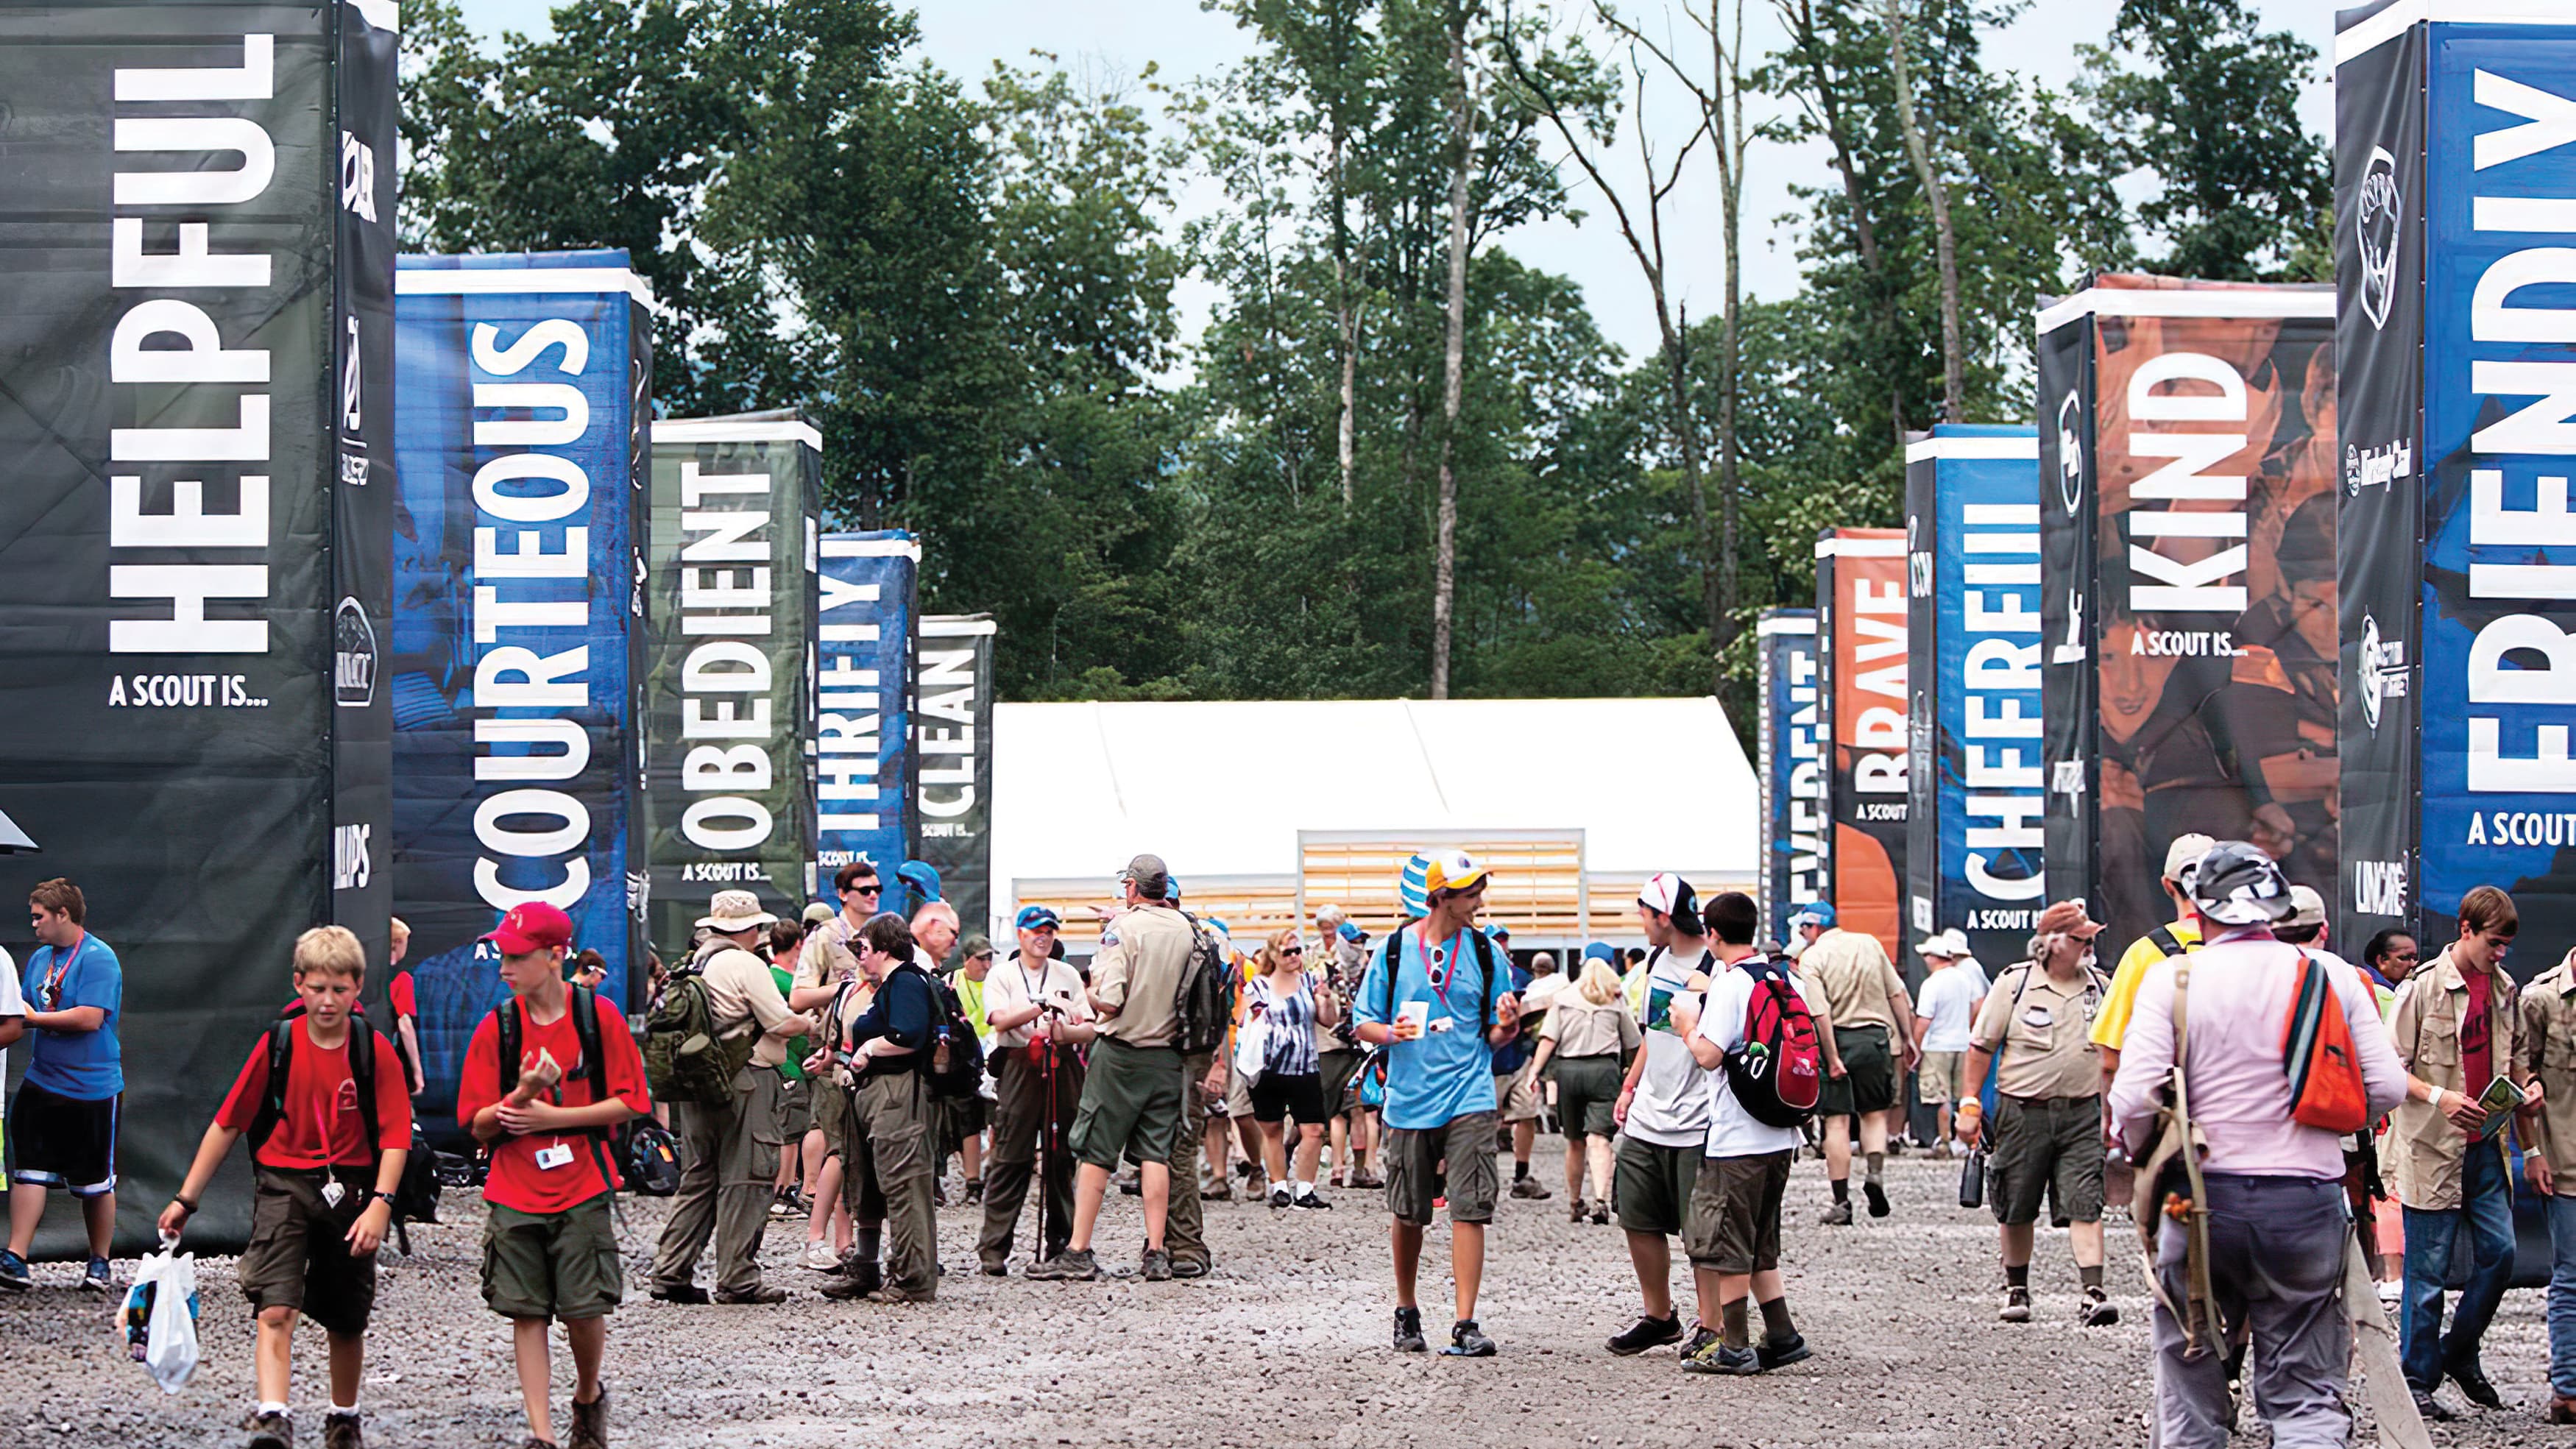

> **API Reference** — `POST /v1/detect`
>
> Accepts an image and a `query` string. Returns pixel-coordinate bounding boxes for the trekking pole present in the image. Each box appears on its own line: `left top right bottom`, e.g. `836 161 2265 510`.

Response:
1034 1030 1055 1255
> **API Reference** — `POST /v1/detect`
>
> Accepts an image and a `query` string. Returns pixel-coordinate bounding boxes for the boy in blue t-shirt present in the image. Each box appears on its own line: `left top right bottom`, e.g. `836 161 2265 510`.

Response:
1354 851 1523 1357
3 878 124 1293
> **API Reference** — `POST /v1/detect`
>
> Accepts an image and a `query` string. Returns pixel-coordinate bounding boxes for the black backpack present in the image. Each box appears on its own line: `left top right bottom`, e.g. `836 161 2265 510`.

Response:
494 985 614 1134
1172 913 1239 1056
1373 924 1510 1042
247 1004 439 1246
899 963 986 1099
617 1118 682 1196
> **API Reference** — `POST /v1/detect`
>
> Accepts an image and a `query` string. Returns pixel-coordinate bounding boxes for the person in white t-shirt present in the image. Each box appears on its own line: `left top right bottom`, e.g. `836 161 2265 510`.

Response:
1680 891 1811 1375
1604 874 1719 1359
1911 930 1986 1157
0 945 23 1147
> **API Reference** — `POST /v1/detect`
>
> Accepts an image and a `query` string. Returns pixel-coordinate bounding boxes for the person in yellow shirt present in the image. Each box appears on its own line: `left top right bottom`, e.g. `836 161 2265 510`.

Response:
2090 832 2216 1083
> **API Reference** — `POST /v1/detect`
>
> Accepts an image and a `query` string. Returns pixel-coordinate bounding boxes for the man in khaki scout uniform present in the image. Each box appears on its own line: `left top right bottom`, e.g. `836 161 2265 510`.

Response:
1958 900 2117 1329
649 891 817 1305
1030 853 1196 1283
2518 938 2576 1424
2391 884 2536 1420
1792 902 1919 1225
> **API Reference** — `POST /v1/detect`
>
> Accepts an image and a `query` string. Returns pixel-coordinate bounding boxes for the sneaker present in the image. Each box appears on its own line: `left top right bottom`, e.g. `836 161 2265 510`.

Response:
1999 1286 2033 1323
1393 1305 1428 1353
1027 1248 1100 1281
648 1282 710 1304
565 1389 609 1449
1292 1190 1332 1211
2376 1279 2404 1308
1819 1199 1853 1227
80 1257 112 1293
246 1409 294 1449
2447 1360 2505 1410
1201 1182 1233 1202
801 1240 841 1272
963 1179 983 1205
324 1409 365 1449
1681 1339 1761 1375
2548 1393 2576 1425
768 1186 801 1218
712 1283 788 1304
1269 1186 1292 1209
0 1250 29 1292
1118 1172 1143 1197
1605 1313 1684 1356
980 1255 1009 1277
1445 1319 1497 1356
1140 1247 1172 1282
1569 1199 1589 1225
1679 1325 1719 1361
1349 1170 1385 1190
1862 1180 1889 1219
2080 1287 2119 1328
1757 1332 1811 1370
1509 1177 1551 1200
1170 1256 1210 1280
1590 1205 1609 1226
2414 1391 2457 1423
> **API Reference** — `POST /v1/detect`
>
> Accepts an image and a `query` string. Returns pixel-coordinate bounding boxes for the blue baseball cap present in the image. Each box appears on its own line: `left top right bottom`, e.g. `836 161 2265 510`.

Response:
1206 916 1230 937
1789 901 1836 929
896 860 942 902
1167 877 1183 903
1016 904 1062 932
1488 921 1512 941
1582 941 1617 965
1337 921 1364 943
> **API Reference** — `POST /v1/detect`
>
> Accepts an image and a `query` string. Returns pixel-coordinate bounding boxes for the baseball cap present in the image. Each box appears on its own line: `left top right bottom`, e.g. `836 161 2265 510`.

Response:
1489 921 1512 941
2034 901 2105 940
1582 941 1618 965
895 860 943 902
1421 849 1492 899
801 901 837 926
960 933 994 959
1337 921 1364 943
1915 927 1970 959
485 901 573 955
2283 884 2326 931
2164 832 2219 886
1016 904 1063 932
1120 853 1169 890
2190 840 2294 926
1789 901 1836 929
1638 871 1699 921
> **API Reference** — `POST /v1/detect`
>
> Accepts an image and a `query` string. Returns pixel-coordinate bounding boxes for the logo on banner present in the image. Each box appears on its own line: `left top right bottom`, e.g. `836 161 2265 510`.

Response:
333 823 372 890
627 869 651 918
2345 438 2413 497
2050 759 2085 798
342 316 364 435
2357 146 2401 331
2357 609 2407 731
2353 859 2407 918
2053 587 2087 665
333 597 377 706
339 131 377 223
2054 391 2084 517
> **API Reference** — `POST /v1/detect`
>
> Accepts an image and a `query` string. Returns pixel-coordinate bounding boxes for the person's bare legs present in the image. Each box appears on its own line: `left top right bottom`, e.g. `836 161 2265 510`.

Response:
511 1318 556 1445
1393 1219 1425 1307
1823 1115 1854 1190
1259 1119 1289 1188
961 1130 982 1188
1329 1113 1351 1182
1563 1138 1585 1205
1858 1110 1890 1157
1203 1116 1229 1190
1293 1124 1325 1187
1452 1221 1486 1323
2071 1219 2106 1271
1140 1161 1170 1250
255 1305 297 1403
1068 1162 1111 1251
326 1328 363 1409
80 1191 113 1259
1233 1114 1263 1186
1625 1230 1675 1319
5 1181 43 1256
1585 1137 1616 1205
2001 1221 2036 1273
804 1156 842 1246
1512 1119 1535 1176
565 1315 606 1407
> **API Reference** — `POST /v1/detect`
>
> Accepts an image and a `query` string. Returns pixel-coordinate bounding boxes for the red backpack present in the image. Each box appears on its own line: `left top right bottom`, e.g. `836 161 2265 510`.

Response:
1722 954 1823 1128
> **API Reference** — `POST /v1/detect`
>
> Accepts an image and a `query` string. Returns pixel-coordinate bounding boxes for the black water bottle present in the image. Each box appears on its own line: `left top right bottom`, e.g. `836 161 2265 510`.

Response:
1958 1148 1986 1210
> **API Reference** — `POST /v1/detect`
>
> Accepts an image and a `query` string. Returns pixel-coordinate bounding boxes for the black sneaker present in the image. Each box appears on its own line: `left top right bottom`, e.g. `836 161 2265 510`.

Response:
1269 1186 1292 1208
1445 1319 1497 1356
1999 1286 2032 1322
1606 1313 1684 1356
2447 1360 2504 1410
1393 1305 1429 1353
1819 1199 1853 1226
1757 1332 1811 1370
1681 1339 1761 1375
1140 1247 1172 1281
324 1407 366 1449
246 1409 294 1449
648 1282 711 1304
2080 1287 2119 1328
1862 1180 1889 1219
0 1250 29 1292
1027 1248 1100 1281
1292 1190 1333 1210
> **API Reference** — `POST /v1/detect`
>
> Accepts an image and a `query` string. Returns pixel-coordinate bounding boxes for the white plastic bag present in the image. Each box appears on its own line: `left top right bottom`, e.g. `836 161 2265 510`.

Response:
1233 1005 1270 1086
124 1241 199 1394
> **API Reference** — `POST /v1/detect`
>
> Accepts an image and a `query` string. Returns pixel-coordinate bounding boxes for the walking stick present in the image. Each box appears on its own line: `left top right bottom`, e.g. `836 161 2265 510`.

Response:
1034 1030 1056 1257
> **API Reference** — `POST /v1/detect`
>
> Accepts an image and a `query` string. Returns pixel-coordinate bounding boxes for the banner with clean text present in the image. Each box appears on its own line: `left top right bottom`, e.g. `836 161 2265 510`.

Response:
916 615 996 943
1757 610 1822 948
2038 312 2098 919
0 4 394 1254
1906 426 2044 970
1817 530 1907 961
817 533 919 900
645 416 821 953
392 252 653 1113
2039 277 2337 958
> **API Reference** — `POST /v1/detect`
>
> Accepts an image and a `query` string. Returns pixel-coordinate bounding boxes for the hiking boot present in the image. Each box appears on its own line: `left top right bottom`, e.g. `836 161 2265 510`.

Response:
1999 1286 2033 1323
979 1255 1009 1277
246 1409 294 1449
1027 1248 1100 1281
80 1257 113 1293
1509 1177 1551 1200
1201 1180 1233 1202
2448 1360 2505 1410
1758 1332 1811 1370
1679 1325 1719 1361
2414 1391 2457 1423
1348 1170 1384 1190
2548 1393 2576 1425
1445 1319 1497 1356
800 1241 840 1272
1681 1339 1761 1375
521 1439 560 1449
1269 1186 1292 1209
2080 1287 2119 1328
1862 1180 1889 1218
837 1259 882 1297
1170 1256 1211 1279
713 1283 788 1304
1140 1247 1173 1281
1393 1305 1428 1352
1590 1205 1609 1226
0 1250 29 1292
1292 1189 1332 1211
324 1409 365 1449
868 1285 935 1304
1568 1199 1589 1224
566 1389 608 1449
1819 1199 1853 1226
648 1282 710 1305
963 1179 983 1205
1605 1313 1683 1356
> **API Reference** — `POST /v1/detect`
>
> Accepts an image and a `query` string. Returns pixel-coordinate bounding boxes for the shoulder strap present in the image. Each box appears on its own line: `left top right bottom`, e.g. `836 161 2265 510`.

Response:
1380 932 1403 1024
249 1018 298 1148
572 985 610 1107
1465 929 1501 1037
350 1024 383 1169
498 999 524 1097
2148 924 2184 959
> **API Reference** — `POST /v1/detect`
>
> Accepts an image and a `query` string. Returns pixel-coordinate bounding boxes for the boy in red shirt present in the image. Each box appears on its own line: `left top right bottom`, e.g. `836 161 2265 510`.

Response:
160 926 411 1449
457 903 649 1449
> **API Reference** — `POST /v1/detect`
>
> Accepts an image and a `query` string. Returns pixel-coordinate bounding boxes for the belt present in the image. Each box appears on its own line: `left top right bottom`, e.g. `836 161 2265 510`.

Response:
2003 1094 2101 1109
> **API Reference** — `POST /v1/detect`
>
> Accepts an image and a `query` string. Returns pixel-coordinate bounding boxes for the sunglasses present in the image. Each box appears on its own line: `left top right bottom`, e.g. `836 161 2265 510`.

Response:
848 883 881 896
1282 946 1304 957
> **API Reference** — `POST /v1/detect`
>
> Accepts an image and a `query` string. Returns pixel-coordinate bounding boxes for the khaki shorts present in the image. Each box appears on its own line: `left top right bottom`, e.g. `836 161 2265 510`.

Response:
1684 1150 1792 1273
779 1076 813 1136
481 1196 622 1321
1613 1136 1699 1237
1384 1110 1501 1225
1818 1024 1897 1118
1990 1094 2105 1227
238 1166 378 1338
1918 1050 1964 1105
1224 1063 1256 1120
1493 1060 1541 1123
1067 1038 1184 1172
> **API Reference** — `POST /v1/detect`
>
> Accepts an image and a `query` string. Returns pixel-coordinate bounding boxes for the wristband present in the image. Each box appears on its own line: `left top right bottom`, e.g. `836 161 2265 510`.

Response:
172 1194 198 1214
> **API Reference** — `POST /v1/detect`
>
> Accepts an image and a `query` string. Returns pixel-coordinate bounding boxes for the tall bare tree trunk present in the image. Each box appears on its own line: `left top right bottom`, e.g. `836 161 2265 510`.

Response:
1332 115 1358 510
1432 1 1472 700
1883 0 1964 421
1711 0 1747 679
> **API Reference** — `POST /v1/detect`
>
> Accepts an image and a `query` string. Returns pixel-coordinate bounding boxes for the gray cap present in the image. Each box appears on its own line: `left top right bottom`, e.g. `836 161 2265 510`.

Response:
1121 853 1170 899
2282 885 2326 931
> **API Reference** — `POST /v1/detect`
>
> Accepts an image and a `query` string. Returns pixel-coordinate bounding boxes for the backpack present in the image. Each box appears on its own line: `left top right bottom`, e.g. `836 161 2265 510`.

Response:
1172 913 1239 1056
247 1004 440 1244
643 951 755 1107
2282 949 2369 1134
900 963 987 1099
1720 954 1825 1129
495 985 613 1134
618 1118 683 1196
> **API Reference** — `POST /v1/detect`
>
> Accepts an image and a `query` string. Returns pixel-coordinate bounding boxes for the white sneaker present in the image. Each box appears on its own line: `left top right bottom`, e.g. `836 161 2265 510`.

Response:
2376 1279 2403 1308
801 1240 840 1272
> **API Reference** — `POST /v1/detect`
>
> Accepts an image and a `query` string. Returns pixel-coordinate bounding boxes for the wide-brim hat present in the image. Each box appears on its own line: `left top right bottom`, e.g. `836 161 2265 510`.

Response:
697 888 778 932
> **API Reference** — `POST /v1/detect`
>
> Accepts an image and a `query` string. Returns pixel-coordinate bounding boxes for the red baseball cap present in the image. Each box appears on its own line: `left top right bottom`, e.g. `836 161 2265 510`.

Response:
484 902 574 954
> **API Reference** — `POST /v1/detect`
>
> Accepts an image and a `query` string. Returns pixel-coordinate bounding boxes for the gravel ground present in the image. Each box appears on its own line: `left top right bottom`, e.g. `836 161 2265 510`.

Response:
4 1145 2564 1448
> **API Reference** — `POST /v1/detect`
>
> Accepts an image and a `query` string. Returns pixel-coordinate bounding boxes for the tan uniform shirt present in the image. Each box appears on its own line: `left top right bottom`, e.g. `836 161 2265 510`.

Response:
2390 949 2523 1211
1091 903 1195 1046
986 954 1093 1049
1540 992 1640 1059
802 915 863 993
1802 927 1909 1032
698 943 799 1069
2517 960 2576 1194
1970 962 2105 1100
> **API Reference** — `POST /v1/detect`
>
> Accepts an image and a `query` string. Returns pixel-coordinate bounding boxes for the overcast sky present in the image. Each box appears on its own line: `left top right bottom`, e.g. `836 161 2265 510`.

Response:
446 0 2332 364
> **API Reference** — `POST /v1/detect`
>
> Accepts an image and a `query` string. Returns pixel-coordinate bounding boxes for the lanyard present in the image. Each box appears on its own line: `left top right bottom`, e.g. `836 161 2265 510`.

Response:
36 935 85 1012
1415 922 1465 1017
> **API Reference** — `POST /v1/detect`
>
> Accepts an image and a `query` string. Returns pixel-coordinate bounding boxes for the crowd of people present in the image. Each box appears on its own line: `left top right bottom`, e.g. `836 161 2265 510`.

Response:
4 833 2574 1447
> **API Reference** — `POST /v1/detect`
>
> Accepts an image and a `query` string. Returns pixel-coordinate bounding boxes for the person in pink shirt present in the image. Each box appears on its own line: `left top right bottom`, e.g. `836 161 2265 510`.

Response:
2107 842 2418 1449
